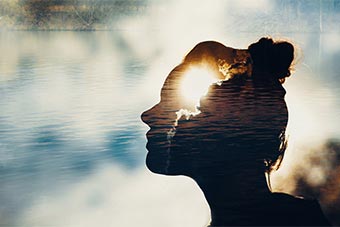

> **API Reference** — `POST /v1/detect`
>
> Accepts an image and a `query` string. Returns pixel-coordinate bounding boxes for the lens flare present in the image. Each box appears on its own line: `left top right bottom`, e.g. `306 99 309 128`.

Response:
180 66 218 108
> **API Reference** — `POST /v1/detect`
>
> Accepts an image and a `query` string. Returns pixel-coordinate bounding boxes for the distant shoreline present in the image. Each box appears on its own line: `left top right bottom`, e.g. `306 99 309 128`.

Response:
0 0 150 31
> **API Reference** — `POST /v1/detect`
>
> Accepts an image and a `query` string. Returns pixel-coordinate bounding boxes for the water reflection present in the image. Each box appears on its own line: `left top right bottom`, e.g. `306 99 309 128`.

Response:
0 0 340 226
141 38 331 226
0 31 150 225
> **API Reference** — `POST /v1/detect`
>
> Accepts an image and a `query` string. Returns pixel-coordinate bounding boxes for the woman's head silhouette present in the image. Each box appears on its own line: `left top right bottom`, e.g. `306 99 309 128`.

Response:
141 38 330 226
141 38 292 177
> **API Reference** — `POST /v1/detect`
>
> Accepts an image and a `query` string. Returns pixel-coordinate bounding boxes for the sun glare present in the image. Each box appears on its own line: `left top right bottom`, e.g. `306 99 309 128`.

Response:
180 66 218 108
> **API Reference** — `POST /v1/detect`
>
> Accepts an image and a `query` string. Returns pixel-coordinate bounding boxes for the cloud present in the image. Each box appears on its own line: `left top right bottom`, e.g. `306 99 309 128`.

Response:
19 166 210 227
1 1 340 226
322 33 340 54
270 71 340 225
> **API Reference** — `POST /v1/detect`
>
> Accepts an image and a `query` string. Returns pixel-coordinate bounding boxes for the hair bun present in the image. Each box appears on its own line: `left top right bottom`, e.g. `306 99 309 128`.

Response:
248 38 294 83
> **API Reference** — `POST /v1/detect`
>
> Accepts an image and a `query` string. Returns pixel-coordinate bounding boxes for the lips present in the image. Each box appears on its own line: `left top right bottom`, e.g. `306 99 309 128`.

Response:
146 130 156 138
146 127 171 141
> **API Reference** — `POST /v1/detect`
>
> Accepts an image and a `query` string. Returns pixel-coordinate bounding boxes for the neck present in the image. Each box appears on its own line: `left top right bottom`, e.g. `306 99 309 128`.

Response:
195 163 272 226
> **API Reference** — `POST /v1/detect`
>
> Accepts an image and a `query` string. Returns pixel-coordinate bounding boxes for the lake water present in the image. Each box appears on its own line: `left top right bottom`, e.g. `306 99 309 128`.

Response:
0 30 213 226
0 1 340 226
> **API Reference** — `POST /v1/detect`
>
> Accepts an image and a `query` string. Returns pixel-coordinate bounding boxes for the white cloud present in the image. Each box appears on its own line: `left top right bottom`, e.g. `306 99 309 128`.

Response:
19 166 210 227
322 33 340 54
231 0 273 11
271 70 340 209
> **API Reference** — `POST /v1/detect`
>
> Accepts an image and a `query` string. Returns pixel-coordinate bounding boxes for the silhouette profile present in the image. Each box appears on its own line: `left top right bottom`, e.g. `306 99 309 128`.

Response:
141 38 330 226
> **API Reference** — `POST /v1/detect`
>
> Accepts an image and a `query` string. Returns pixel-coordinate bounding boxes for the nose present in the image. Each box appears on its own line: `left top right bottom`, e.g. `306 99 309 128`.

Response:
141 104 158 126
141 110 150 125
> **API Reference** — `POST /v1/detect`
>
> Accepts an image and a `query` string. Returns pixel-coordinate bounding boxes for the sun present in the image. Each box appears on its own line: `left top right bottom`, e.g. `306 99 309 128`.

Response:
180 66 219 108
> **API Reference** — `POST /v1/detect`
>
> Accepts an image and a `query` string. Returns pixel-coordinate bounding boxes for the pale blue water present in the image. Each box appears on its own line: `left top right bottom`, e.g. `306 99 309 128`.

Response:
0 31 151 224
0 1 339 226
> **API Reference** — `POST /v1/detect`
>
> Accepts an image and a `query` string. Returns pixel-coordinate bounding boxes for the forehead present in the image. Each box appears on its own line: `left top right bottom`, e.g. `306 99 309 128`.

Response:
158 42 252 106
160 65 187 98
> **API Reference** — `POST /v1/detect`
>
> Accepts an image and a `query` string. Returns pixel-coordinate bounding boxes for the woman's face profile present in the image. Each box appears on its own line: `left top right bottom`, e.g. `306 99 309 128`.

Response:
141 44 252 176
139 39 330 227
141 64 210 175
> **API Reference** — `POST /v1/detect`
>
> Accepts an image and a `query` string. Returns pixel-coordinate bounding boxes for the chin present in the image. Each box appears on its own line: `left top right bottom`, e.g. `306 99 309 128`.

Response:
145 144 170 175
146 149 195 177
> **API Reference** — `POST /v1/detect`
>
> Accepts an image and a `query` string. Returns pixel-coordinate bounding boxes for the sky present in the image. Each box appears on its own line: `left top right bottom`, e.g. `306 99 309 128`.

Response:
0 0 340 226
